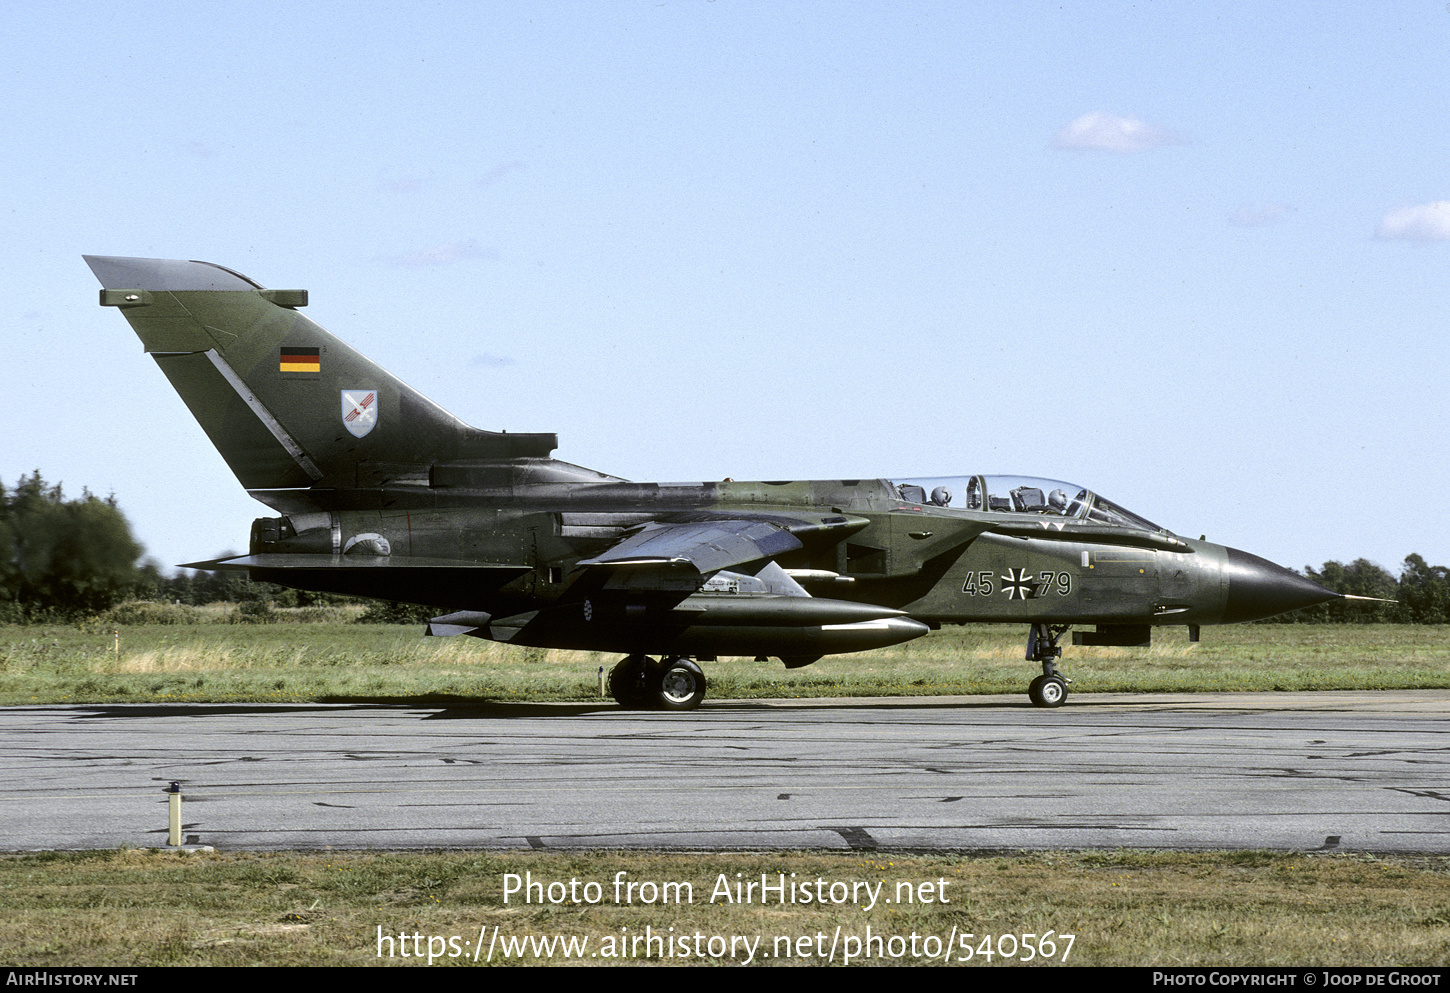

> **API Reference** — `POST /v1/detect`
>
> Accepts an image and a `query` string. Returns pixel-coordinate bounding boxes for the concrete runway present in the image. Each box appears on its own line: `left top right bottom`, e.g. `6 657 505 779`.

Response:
2 691 1448 852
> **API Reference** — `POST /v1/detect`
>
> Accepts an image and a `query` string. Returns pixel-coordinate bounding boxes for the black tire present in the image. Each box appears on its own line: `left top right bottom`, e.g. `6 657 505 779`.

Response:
1034 674 1068 708
1027 674 1046 706
654 658 706 711
608 655 654 708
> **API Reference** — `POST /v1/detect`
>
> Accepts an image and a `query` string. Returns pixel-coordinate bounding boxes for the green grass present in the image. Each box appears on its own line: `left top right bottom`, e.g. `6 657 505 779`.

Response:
2 849 1448 966
0 620 1446 706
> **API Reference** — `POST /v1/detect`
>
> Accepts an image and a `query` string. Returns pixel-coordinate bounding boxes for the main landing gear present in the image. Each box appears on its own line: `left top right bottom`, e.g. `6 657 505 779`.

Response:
608 655 707 711
1025 623 1072 708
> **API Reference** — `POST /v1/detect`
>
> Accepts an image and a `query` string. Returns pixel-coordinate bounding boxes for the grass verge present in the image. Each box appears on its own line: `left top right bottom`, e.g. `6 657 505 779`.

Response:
2 848 1447 966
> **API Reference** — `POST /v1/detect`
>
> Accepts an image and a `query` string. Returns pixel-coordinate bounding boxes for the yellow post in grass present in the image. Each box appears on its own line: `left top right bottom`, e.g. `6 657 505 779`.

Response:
166 782 182 846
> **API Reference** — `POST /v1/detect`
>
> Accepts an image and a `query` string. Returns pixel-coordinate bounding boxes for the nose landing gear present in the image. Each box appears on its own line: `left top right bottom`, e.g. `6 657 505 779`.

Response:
608 655 707 711
1025 623 1072 708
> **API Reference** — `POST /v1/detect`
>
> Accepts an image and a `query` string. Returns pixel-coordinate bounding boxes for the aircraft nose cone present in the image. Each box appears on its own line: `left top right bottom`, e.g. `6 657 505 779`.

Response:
1221 547 1338 623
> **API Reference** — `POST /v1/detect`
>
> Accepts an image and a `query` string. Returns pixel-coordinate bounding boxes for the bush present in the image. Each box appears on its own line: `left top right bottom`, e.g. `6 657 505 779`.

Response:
357 601 439 624
99 601 201 626
230 599 277 624
279 606 357 624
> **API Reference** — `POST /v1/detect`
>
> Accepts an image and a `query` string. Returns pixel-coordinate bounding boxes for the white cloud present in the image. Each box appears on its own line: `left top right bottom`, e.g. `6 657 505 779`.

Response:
383 239 498 266
1375 202 1450 242
1229 202 1291 227
1053 111 1184 153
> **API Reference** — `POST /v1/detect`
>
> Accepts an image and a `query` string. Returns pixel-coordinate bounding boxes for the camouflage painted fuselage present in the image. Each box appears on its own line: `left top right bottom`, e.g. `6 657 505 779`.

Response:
88 256 1336 664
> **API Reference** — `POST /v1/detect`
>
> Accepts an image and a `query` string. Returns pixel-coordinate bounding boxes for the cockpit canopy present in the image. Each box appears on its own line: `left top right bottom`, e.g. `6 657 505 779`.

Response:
890 475 1166 533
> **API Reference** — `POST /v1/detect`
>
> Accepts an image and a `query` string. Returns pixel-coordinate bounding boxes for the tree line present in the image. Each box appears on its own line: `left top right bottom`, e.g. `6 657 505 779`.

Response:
2 471 1448 623
0 473 347 623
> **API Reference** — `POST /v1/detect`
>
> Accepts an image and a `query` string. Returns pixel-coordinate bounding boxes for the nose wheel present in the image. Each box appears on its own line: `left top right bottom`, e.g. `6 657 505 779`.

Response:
1027 673 1068 707
1025 623 1072 708
608 655 707 711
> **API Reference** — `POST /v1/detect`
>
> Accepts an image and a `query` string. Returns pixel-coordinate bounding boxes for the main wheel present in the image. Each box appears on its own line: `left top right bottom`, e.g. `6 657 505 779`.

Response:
654 658 706 711
608 655 654 709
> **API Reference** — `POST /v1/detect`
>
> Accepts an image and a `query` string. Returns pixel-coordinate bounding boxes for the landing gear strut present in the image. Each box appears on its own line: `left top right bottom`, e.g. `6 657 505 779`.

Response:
607 655 707 711
1025 623 1071 708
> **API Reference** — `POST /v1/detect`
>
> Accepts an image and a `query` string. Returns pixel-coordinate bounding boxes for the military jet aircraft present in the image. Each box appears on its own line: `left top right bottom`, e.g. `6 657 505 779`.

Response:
87 255 1345 711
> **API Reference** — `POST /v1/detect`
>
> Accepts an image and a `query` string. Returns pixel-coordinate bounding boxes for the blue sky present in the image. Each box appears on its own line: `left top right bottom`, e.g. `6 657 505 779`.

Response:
3 1 1448 577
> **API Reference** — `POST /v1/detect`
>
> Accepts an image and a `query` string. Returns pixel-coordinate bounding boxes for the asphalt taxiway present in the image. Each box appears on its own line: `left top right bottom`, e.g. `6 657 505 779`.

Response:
2 691 1447 852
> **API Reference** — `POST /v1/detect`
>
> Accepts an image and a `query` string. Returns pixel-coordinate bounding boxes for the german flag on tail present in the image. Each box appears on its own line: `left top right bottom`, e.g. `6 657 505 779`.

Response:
280 346 320 373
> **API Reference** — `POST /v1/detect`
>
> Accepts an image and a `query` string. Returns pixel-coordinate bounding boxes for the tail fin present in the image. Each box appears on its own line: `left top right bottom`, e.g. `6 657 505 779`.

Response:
86 256 558 494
